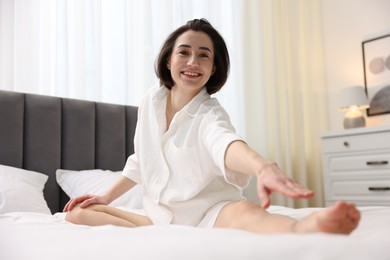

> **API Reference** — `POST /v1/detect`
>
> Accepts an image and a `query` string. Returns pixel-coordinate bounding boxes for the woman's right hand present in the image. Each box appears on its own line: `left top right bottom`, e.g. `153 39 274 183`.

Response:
63 194 109 212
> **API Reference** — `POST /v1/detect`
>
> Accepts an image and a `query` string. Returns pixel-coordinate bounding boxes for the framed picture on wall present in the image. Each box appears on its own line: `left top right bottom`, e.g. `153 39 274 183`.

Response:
362 33 390 116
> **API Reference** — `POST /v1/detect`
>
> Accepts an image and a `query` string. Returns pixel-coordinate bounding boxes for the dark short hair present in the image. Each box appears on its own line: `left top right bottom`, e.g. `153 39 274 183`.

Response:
155 18 230 95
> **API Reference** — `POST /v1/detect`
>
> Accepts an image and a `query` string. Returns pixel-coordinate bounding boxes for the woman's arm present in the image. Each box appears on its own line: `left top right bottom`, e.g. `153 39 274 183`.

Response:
104 176 138 203
224 140 314 208
63 176 137 212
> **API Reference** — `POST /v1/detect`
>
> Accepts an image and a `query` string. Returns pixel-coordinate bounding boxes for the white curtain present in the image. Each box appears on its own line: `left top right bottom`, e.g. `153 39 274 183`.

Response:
258 0 328 207
0 0 245 135
234 0 328 207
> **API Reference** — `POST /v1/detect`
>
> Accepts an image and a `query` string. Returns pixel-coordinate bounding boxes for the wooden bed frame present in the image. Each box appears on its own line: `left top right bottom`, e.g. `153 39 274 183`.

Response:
0 90 138 213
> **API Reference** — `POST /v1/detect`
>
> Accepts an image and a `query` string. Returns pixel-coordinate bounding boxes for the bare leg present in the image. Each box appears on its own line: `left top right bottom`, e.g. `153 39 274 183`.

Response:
65 204 153 228
214 200 360 234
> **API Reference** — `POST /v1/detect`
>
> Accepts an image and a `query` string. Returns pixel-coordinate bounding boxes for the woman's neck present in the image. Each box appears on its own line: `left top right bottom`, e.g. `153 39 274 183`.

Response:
165 87 201 129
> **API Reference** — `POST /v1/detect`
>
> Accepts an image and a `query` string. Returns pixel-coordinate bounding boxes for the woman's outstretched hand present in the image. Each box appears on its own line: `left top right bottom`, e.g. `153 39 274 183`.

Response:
256 163 314 208
63 194 109 212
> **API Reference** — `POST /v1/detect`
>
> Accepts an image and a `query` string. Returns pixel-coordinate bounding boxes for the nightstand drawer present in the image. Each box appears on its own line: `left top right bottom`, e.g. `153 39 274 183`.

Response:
322 126 390 206
322 131 390 153
329 153 390 172
330 179 390 199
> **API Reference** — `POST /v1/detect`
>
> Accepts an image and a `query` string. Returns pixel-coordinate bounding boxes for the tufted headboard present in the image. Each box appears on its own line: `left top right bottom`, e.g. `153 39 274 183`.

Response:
0 90 138 213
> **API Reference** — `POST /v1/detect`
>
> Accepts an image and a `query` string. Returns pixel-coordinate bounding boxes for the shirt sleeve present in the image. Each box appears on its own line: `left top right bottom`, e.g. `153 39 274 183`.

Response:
122 102 142 184
203 106 251 189
122 153 142 184
122 91 146 184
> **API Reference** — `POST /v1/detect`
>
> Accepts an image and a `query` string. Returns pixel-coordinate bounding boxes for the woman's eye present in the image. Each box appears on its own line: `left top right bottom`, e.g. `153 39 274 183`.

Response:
200 53 209 58
179 51 189 56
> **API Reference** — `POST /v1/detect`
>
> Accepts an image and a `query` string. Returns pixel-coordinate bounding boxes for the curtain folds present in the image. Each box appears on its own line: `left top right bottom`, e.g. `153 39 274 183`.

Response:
0 0 244 137
257 0 328 207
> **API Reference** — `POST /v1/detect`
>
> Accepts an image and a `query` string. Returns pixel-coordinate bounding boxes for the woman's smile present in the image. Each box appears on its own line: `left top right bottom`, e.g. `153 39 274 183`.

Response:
182 70 202 78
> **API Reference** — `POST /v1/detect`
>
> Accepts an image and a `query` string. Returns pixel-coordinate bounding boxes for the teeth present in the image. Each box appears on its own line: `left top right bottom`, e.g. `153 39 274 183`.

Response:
183 71 199 76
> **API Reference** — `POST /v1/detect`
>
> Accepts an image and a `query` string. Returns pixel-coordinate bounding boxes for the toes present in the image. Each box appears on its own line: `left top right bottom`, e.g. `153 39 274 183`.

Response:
320 202 360 234
348 204 361 222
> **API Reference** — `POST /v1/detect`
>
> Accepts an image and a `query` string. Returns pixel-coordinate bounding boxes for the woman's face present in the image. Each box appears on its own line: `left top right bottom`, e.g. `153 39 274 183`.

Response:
167 30 215 94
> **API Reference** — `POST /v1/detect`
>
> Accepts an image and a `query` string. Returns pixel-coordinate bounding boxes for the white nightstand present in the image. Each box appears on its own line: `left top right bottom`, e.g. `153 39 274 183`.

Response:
321 125 390 206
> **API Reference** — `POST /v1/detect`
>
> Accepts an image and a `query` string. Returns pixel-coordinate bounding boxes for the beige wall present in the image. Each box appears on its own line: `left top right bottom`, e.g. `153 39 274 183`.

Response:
321 0 390 131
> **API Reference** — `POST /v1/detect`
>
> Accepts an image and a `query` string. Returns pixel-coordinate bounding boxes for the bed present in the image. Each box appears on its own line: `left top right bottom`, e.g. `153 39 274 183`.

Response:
0 89 389 260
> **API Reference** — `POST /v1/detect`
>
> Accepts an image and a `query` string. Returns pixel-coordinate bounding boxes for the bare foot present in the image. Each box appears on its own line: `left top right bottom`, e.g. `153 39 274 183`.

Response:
293 201 360 234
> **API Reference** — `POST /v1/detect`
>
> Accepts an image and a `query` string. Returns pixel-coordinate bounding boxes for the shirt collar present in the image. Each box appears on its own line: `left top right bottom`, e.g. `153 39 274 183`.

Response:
182 87 210 116
152 86 210 117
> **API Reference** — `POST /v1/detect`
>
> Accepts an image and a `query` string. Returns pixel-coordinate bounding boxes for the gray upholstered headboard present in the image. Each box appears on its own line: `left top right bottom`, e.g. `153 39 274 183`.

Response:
0 90 138 213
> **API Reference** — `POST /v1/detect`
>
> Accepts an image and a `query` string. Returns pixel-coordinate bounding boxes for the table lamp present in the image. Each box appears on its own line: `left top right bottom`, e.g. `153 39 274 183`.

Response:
339 86 369 129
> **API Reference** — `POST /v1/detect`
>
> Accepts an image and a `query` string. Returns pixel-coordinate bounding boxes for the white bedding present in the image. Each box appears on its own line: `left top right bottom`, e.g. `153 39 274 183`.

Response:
1 206 389 260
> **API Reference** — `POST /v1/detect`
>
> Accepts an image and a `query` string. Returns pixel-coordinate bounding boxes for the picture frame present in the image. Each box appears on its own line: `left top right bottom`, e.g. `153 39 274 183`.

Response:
362 33 390 116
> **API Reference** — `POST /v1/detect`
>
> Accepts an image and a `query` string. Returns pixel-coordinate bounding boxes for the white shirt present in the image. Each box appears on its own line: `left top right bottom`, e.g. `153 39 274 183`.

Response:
122 85 251 226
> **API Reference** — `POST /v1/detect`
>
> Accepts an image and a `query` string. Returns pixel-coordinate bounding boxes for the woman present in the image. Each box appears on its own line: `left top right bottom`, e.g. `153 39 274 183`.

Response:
65 18 360 234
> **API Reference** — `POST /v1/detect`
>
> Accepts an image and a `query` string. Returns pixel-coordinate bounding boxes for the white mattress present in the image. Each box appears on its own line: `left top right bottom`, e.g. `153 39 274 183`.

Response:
1 206 389 260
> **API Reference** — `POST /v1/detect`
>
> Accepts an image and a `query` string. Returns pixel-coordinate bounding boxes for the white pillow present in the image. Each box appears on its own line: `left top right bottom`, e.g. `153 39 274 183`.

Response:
0 164 51 214
56 169 143 210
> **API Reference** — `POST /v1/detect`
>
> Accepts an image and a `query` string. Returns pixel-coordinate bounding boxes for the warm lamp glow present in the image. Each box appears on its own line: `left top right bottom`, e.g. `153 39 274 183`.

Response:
339 86 369 129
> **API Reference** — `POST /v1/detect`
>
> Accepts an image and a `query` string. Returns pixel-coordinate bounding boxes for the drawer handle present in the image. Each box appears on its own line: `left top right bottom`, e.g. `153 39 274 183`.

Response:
366 161 389 166
368 187 390 192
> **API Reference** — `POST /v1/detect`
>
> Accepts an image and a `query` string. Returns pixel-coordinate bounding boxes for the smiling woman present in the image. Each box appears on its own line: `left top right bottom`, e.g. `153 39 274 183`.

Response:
0 0 331 208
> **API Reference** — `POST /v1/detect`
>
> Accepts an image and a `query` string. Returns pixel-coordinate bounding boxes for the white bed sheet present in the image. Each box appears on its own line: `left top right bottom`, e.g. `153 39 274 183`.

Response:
0 206 389 260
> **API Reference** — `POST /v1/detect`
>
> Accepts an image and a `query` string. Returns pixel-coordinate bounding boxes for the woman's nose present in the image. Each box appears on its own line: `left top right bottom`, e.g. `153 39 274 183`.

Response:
187 55 199 67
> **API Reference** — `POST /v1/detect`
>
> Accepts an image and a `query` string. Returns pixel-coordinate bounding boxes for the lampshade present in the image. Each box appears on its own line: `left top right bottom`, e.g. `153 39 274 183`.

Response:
339 86 369 129
339 86 369 110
